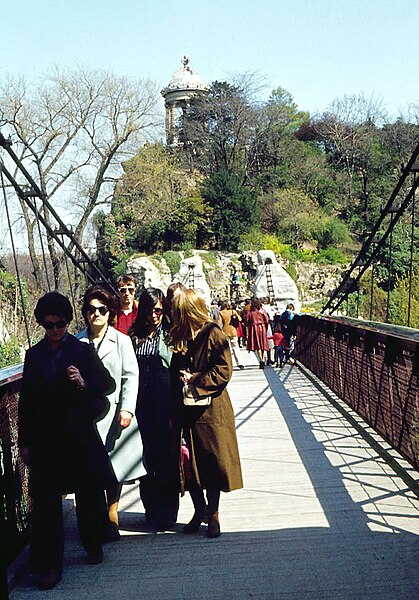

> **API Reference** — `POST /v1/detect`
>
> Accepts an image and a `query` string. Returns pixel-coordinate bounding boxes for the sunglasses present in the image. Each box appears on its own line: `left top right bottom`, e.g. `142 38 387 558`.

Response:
151 307 163 316
43 320 67 330
118 287 135 294
87 305 109 316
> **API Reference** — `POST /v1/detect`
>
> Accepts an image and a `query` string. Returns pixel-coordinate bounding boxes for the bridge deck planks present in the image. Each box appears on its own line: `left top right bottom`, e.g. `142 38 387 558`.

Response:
10 349 419 599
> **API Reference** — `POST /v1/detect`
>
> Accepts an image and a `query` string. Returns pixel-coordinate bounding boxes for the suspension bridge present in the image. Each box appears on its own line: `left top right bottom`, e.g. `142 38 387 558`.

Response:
1 134 418 598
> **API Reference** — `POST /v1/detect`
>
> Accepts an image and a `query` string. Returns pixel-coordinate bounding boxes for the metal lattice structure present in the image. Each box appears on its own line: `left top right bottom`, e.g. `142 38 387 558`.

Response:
321 142 419 322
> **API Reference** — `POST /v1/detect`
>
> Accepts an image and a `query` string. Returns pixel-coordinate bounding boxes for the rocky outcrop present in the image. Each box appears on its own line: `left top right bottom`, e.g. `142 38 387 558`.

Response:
296 262 348 305
249 250 300 312
127 255 172 292
172 255 212 306
0 313 10 343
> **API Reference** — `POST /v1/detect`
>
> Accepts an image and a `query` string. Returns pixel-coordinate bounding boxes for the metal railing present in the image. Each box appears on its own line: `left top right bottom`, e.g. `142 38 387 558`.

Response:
296 315 419 469
0 364 30 567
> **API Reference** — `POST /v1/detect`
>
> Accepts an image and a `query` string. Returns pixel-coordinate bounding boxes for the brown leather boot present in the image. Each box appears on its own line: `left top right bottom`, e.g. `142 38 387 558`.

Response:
207 512 221 538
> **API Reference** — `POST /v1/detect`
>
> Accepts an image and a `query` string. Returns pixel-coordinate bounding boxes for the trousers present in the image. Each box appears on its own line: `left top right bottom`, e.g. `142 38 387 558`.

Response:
30 483 107 574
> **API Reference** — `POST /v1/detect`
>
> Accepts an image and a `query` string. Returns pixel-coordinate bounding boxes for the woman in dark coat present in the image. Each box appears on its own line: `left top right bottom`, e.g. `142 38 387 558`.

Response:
130 287 179 529
18 292 115 590
245 298 269 368
170 288 243 538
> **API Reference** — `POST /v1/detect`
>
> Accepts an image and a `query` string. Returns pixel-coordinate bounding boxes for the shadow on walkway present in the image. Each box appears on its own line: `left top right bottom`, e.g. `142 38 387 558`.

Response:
10 355 419 599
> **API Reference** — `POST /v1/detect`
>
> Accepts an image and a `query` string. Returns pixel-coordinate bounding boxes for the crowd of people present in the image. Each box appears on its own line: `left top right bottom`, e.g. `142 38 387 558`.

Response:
18 275 297 591
215 296 297 369
18 277 247 590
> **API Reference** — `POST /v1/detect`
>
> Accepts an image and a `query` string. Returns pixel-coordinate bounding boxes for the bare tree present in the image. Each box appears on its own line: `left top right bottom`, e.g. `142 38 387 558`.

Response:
0 67 162 288
314 94 387 198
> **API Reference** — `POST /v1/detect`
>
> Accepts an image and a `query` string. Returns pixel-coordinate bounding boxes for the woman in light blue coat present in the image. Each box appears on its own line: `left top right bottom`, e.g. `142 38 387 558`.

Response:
77 285 145 541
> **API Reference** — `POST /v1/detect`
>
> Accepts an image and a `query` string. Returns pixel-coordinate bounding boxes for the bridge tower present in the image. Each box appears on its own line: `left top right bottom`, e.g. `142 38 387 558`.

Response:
161 56 208 146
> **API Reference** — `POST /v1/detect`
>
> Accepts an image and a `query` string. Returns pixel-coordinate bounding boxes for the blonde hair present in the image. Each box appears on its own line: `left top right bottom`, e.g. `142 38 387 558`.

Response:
169 288 213 353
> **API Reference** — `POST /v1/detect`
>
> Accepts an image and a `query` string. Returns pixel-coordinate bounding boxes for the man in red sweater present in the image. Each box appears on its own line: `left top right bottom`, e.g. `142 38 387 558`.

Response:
114 275 138 335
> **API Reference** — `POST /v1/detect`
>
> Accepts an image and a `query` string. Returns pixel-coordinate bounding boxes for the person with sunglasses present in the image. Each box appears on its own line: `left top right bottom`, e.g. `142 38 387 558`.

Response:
129 287 179 530
114 274 138 335
77 285 145 542
18 292 115 590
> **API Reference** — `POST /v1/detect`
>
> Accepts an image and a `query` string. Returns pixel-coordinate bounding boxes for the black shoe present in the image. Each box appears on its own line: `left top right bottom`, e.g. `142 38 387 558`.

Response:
37 569 61 590
259 361 265 369
183 509 208 534
156 520 176 531
103 522 120 543
87 547 103 565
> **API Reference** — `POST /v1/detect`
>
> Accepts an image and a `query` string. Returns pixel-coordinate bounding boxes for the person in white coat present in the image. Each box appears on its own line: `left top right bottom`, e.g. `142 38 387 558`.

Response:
77 285 145 541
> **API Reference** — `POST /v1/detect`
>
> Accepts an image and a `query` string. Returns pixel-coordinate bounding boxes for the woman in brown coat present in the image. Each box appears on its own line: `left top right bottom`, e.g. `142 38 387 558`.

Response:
170 289 243 538
217 300 244 370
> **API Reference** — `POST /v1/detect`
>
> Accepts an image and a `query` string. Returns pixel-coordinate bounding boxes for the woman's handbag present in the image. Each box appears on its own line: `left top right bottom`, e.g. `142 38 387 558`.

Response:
229 310 240 328
182 383 211 406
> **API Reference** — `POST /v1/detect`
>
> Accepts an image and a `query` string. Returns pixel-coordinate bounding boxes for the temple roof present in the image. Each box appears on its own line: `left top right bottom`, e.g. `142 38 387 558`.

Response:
161 56 208 97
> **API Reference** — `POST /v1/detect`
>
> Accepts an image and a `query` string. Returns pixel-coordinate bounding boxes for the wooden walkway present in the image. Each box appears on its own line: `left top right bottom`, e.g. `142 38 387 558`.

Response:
9 349 419 599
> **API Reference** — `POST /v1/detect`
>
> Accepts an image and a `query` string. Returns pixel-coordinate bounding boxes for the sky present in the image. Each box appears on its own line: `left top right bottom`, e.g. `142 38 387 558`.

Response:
1 0 419 120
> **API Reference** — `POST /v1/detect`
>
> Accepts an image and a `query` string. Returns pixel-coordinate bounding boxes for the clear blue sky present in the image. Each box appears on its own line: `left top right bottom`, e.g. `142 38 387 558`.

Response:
2 0 418 118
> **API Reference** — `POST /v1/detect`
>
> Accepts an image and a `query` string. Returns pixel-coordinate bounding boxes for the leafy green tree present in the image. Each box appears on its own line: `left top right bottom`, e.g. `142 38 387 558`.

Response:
260 187 322 247
390 270 419 328
201 169 258 250
180 80 256 174
249 87 309 174
314 218 351 249
374 220 418 289
97 143 207 267
0 336 22 368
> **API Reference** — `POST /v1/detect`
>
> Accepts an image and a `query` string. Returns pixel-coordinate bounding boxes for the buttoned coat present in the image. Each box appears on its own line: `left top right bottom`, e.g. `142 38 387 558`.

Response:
77 326 146 482
182 322 243 492
18 334 115 493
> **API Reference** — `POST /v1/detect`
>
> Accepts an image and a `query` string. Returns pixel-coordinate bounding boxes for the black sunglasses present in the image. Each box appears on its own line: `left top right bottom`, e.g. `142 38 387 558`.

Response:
87 305 109 316
151 307 163 316
43 320 67 330
118 287 135 294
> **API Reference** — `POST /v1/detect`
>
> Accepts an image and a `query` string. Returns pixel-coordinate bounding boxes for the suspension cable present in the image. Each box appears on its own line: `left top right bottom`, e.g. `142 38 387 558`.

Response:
33 196 52 292
407 169 417 327
60 232 80 330
322 150 419 316
0 163 31 347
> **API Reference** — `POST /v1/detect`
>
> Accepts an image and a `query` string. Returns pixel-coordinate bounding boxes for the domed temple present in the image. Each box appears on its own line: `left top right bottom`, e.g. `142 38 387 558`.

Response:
161 56 208 146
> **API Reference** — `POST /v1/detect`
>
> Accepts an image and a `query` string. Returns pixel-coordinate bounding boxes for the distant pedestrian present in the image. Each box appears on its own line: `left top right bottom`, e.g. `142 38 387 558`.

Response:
280 303 296 364
268 324 288 368
244 298 269 369
217 300 244 370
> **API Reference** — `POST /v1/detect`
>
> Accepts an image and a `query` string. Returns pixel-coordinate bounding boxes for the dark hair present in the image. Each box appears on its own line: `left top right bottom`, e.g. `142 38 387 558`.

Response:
34 292 73 324
166 282 186 308
220 300 232 311
115 274 137 288
286 303 295 311
81 285 117 325
251 298 262 311
130 287 170 341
